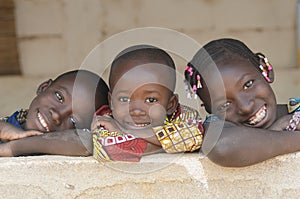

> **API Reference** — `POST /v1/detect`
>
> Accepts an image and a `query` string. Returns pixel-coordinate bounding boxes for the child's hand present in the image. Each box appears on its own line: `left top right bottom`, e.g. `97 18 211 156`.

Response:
0 125 43 142
91 115 123 133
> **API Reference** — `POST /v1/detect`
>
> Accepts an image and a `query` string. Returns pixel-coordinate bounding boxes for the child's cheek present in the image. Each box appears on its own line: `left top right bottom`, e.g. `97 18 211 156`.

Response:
112 104 128 115
149 104 167 126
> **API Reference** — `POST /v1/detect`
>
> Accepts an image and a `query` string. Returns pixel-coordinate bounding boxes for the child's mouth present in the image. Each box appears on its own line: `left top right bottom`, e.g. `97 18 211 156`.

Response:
134 122 151 127
246 105 267 126
37 111 50 132
125 121 151 129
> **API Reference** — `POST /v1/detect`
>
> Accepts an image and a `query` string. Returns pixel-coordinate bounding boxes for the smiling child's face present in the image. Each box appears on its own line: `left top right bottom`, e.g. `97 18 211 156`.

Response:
202 58 277 128
109 59 177 130
25 73 99 132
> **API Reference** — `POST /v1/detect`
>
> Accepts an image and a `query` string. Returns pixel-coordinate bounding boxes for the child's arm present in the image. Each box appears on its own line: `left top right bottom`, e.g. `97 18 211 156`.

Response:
0 129 92 157
203 120 300 167
92 115 161 146
0 122 43 142
268 114 294 131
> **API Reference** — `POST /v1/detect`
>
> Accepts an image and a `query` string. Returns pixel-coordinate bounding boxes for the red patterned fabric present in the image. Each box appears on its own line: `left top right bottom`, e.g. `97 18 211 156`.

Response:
104 138 147 162
94 105 148 162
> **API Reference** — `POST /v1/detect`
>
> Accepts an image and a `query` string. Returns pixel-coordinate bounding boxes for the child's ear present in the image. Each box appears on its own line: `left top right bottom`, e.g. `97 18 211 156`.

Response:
36 79 53 95
166 93 179 115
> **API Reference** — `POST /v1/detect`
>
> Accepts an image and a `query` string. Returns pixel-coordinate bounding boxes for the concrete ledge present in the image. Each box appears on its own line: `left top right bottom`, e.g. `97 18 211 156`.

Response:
1 152 300 198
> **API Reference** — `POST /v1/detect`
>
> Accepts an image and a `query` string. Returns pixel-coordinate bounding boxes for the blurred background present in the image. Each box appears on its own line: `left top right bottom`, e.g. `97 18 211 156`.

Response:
0 0 299 116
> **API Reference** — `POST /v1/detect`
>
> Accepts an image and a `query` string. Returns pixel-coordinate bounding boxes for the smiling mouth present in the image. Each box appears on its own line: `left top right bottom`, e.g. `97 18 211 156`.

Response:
133 123 151 127
125 121 151 129
37 111 50 132
247 105 267 125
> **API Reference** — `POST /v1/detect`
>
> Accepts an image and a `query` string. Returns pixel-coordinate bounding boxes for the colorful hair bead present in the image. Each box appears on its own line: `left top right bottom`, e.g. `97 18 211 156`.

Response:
188 67 193 76
259 64 271 82
184 64 202 99
184 80 192 99
263 57 273 71
256 53 273 83
192 84 197 99
196 74 202 88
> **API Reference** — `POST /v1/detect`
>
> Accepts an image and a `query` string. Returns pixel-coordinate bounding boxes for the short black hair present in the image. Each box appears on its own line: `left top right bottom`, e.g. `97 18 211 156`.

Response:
109 45 176 89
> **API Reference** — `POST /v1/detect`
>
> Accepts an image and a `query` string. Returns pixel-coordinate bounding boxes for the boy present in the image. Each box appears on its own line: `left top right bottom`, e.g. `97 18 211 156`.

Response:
92 45 204 162
0 69 109 156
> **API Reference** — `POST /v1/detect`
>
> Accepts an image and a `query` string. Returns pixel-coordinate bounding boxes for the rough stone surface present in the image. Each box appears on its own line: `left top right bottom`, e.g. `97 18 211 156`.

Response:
0 153 300 198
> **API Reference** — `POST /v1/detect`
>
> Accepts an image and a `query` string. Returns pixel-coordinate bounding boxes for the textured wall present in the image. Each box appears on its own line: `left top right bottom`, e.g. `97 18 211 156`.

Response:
14 0 297 76
0 153 300 198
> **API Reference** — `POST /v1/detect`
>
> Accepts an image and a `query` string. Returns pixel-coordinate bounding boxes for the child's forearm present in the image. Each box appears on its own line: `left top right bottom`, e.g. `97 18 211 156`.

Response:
144 142 164 154
10 129 92 157
122 128 161 146
203 122 300 167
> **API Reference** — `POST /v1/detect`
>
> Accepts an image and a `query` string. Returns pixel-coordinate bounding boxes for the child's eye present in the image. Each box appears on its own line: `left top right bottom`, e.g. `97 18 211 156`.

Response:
55 91 63 103
243 80 254 90
218 102 231 111
70 117 77 128
146 97 157 103
119 97 130 102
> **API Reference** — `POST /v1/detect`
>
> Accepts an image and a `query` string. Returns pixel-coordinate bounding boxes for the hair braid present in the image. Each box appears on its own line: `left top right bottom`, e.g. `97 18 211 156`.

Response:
185 38 261 98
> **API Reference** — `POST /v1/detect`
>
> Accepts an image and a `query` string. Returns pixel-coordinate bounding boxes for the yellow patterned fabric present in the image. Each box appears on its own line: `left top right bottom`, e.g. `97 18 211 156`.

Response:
92 128 123 161
153 105 204 153
92 132 112 161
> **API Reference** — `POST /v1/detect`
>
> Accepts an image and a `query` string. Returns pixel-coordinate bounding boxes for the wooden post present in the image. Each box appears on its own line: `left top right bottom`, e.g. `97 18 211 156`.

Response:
0 0 21 75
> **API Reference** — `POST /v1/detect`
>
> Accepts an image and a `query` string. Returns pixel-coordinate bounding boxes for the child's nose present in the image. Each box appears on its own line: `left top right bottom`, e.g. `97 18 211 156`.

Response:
50 106 72 125
236 94 254 115
129 102 147 117
49 108 61 125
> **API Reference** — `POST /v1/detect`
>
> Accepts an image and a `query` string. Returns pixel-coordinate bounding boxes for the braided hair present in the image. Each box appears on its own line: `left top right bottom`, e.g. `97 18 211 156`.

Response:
184 38 272 113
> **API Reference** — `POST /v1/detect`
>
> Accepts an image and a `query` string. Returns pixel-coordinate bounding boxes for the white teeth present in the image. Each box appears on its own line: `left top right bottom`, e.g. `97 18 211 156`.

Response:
134 123 150 127
248 106 266 125
37 112 50 132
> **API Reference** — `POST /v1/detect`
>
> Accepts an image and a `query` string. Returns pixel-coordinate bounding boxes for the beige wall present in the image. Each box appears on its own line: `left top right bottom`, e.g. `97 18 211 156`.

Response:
11 0 300 109
14 0 298 77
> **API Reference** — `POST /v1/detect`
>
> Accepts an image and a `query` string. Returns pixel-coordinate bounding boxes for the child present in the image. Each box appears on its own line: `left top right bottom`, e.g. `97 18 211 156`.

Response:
184 38 300 167
92 45 204 162
0 69 109 156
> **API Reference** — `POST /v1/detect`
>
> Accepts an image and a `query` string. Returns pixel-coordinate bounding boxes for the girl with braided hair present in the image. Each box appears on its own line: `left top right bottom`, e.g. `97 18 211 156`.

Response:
184 38 300 167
